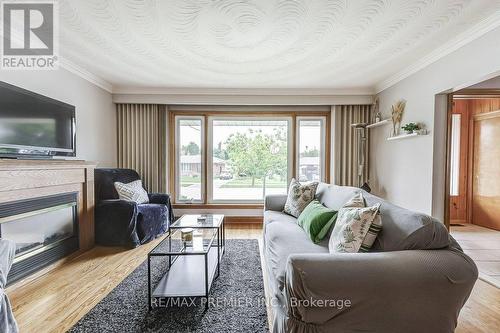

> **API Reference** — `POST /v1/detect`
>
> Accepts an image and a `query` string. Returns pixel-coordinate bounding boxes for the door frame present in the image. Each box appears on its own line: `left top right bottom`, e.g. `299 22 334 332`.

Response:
444 93 453 230
444 90 500 229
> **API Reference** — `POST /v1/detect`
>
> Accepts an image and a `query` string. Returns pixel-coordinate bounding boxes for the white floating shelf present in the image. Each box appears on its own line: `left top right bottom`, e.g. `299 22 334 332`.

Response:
387 132 427 141
366 119 392 129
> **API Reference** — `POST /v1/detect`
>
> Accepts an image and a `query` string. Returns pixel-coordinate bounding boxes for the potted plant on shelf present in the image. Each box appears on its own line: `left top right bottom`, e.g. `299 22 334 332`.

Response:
401 122 420 134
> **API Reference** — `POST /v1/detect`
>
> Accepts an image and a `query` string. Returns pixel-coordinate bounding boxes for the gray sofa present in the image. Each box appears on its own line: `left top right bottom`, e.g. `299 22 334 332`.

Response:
0 238 18 333
263 183 477 333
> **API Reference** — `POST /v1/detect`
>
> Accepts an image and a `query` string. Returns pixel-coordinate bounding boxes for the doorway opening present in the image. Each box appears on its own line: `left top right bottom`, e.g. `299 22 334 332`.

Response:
446 76 500 288
447 92 500 229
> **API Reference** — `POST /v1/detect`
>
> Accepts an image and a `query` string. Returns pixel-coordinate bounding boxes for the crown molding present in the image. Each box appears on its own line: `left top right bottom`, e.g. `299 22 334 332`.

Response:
0 29 113 93
112 92 374 105
111 86 375 96
60 58 113 93
374 11 500 94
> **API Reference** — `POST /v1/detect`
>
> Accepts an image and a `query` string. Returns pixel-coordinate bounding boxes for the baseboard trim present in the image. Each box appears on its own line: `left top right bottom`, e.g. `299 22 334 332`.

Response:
173 204 263 209
450 219 467 224
225 216 263 224
173 215 263 224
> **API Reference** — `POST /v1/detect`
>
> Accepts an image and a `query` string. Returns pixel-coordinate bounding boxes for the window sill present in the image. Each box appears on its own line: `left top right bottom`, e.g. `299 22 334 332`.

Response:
173 203 264 209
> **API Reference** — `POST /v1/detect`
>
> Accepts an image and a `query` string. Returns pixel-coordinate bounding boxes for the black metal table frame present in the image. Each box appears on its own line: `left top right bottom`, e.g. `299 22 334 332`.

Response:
147 216 225 310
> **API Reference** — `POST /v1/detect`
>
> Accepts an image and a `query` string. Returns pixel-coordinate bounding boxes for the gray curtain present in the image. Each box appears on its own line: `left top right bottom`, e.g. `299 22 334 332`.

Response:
0 238 18 333
334 105 372 187
116 104 167 193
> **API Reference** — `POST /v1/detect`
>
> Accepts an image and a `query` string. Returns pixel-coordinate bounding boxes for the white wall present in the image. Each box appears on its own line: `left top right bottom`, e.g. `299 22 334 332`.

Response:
0 68 116 167
466 75 500 89
370 26 500 218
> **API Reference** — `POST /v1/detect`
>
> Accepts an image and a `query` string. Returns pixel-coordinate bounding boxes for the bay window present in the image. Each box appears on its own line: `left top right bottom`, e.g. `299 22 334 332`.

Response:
172 112 329 205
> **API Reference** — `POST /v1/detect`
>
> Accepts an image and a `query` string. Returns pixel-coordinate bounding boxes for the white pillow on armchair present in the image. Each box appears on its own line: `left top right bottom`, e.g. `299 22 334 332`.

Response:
114 180 149 204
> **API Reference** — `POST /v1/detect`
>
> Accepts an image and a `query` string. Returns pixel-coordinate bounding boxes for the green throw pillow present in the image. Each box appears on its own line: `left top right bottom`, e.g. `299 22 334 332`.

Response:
297 200 338 243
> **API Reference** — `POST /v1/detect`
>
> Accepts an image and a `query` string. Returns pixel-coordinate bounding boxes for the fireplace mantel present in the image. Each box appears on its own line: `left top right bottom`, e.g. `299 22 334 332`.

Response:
0 159 97 251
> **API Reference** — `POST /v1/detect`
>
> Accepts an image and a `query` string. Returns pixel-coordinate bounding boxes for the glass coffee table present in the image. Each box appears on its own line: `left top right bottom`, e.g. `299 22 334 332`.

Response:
147 214 225 309
170 214 225 255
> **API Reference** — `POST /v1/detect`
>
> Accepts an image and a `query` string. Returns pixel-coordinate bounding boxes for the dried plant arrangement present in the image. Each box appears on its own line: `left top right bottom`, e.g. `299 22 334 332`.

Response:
372 96 381 123
391 99 406 136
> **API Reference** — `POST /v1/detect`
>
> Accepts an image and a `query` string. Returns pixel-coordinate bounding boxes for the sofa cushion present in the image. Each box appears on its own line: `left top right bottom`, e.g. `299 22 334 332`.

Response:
284 179 319 217
297 200 337 243
328 193 381 253
316 183 360 210
315 183 449 251
114 180 149 204
362 192 449 251
264 210 297 227
264 218 328 293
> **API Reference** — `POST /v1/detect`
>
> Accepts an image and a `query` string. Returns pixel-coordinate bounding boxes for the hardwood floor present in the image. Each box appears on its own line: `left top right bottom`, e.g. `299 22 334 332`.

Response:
7 223 500 332
456 279 500 333
7 223 263 333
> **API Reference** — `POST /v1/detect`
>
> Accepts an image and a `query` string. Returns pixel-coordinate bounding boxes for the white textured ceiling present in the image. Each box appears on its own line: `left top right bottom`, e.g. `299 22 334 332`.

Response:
59 0 500 92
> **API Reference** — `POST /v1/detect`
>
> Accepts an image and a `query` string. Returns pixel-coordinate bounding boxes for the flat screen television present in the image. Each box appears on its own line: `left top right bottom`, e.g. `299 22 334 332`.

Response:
0 81 76 158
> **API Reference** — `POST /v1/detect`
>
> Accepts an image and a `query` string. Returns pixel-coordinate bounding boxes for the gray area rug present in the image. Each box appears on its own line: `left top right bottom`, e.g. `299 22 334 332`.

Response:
70 239 268 333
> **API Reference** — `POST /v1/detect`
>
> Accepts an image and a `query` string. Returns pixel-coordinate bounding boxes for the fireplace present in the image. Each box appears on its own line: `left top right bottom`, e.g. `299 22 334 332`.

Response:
0 193 79 284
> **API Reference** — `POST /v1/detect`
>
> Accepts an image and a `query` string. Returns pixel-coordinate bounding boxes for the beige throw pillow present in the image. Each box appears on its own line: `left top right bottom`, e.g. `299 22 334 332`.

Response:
283 179 319 217
114 180 149 204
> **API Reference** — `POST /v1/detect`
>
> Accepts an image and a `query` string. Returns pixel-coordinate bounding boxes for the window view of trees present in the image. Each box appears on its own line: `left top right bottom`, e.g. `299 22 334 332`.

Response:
176 116 325 203
212 120 288 200
216 128 287 199
181 141 200 156
212 120 289 201
301 147 319 157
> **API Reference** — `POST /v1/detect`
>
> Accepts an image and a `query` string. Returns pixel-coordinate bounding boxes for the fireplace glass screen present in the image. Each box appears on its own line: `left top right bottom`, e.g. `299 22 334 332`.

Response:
1 203 76 260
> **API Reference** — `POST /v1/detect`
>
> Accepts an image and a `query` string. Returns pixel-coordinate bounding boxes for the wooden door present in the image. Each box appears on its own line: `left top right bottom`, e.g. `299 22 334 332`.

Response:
472 110 500 231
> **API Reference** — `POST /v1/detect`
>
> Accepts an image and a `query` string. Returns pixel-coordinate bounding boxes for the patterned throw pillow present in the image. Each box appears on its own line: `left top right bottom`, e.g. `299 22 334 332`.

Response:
328 192 381 253
114 180 149 204
360 212 382 252
283 179 319 217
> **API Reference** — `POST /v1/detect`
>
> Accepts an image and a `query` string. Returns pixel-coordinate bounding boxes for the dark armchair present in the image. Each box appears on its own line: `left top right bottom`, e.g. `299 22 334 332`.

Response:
94 168 173 248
